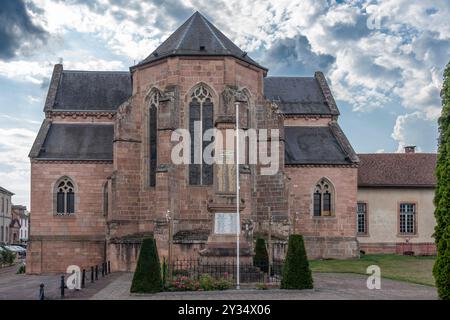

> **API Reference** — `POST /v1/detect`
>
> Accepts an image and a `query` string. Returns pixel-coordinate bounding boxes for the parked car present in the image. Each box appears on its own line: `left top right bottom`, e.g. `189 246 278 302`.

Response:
4 245 26 258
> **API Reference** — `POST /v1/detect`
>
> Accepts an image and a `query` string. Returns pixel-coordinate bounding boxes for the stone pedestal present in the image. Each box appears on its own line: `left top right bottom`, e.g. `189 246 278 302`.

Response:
199 234 253 263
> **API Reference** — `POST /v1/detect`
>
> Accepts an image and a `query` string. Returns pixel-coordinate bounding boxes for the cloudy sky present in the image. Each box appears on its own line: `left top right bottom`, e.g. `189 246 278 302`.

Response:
0 0 449 207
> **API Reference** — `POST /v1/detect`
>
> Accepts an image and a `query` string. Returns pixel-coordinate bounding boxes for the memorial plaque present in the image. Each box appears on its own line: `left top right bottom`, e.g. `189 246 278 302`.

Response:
214 212 238 234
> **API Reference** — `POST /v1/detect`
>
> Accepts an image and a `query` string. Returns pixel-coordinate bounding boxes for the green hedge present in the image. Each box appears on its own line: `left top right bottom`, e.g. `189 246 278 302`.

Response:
130 237 162 293
281 235 313 289
0 247 15 266
254 238 269 273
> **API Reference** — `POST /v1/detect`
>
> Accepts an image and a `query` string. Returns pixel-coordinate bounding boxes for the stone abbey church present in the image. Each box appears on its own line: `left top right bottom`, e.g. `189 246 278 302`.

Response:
28 12 361 273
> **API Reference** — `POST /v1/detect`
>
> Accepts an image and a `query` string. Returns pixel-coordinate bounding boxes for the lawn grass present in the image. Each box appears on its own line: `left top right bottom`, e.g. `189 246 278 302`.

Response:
309 254 436 286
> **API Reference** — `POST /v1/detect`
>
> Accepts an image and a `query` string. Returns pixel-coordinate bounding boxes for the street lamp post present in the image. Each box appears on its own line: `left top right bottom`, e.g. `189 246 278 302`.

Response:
235 101 240 290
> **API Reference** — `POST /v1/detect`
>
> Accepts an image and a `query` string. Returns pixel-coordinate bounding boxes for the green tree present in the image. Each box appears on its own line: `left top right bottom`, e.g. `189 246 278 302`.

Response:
433 61 450 300
254 238 269 273
281 235 313 289
130 237 162 293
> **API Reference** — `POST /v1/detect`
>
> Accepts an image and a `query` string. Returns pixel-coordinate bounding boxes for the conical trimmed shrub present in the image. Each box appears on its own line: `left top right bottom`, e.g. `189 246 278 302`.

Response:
130 237 162 293
281 234 313 289
254 238 269 273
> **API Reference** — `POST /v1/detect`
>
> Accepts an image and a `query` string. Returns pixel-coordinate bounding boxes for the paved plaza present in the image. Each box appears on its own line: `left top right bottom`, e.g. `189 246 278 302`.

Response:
90 272 437 300
0 264 121 300
0 264 437 300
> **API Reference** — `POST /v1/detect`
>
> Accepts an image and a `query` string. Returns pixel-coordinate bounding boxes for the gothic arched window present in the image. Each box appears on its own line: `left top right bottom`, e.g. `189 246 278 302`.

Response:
313 178 334 216
55 177 75 215
189 85 213 185
149 91 160 187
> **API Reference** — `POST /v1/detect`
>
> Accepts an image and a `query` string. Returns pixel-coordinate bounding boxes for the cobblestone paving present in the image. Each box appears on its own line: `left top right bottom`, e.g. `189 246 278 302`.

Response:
90 272 437 300
0 264 122 300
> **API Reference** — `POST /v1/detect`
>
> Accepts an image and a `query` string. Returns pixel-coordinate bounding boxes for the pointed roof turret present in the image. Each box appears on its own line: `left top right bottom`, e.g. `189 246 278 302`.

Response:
132 12 266 71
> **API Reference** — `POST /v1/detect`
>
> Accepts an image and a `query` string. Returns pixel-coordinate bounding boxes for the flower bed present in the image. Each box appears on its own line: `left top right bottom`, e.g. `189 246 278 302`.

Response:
165 274 233 292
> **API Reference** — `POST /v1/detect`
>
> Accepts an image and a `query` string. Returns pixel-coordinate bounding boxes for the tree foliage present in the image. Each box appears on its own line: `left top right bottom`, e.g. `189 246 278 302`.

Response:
433 61 450 300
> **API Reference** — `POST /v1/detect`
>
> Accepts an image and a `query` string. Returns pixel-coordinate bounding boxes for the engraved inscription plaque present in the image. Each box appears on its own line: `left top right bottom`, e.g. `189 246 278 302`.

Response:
214 212 238 234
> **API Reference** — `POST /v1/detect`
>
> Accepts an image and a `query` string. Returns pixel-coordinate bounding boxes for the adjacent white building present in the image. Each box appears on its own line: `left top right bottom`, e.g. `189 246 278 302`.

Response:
17 206 29 242
0 186 14 244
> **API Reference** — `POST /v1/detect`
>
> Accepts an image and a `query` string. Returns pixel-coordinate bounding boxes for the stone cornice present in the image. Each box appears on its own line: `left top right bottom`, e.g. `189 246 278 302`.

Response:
29 235 105 242
282 114 333 119
31 159 113 164
46 110 116 119
285 163 358 168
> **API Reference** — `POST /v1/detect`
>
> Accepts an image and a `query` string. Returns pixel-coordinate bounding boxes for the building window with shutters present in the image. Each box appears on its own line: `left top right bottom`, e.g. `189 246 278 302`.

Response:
189 84 213 186
54 177 76 215
313 178 335 217
357 202 368 235
399 203 416 235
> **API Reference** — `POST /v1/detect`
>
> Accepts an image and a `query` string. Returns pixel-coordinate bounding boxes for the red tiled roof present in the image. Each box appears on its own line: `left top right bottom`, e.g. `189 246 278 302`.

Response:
358 153 437 187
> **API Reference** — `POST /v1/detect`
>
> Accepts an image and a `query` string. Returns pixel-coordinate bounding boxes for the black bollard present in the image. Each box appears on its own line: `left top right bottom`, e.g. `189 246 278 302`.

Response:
81 269 86 288
101 263 105 277
95 265 98 280
91 266 94 283
60 275 65 299
108 261 111 274
39 283 45 300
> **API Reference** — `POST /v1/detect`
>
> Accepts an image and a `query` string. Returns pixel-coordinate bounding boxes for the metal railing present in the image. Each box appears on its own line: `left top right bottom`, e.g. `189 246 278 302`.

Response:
164 258 284 284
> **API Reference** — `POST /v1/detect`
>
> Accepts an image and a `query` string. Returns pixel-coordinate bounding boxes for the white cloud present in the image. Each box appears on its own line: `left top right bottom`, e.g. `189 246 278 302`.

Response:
0 114 41 125
23 0 447 115
0 57 126 84
391 111 438 153
32 0 168 61
0 127 39 208
0 60 52 84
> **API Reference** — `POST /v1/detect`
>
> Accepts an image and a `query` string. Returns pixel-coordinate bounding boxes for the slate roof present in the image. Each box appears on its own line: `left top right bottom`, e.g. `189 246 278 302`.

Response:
133 12 266 71
34 123 114 161
284 123 358 165
0 186 14 196
358 153 437 188
48 68 131 112
264 76 339 116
